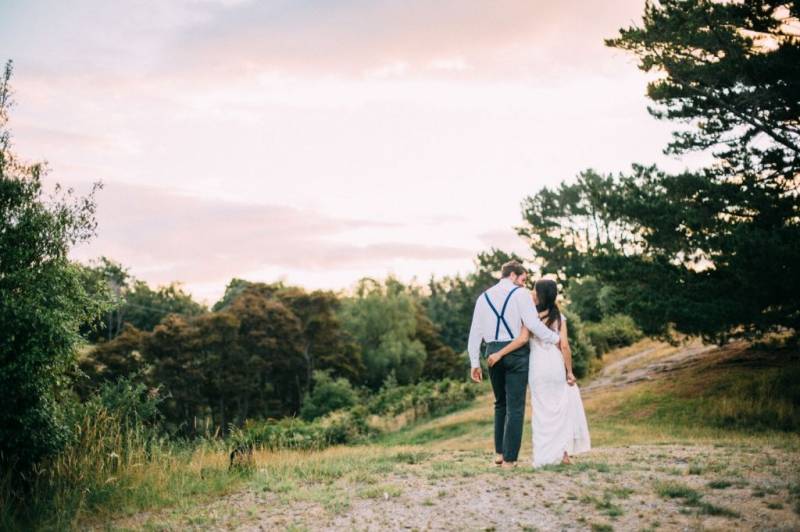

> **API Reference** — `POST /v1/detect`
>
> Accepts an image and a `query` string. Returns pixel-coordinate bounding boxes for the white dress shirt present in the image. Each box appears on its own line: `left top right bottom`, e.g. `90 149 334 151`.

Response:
467 278 561 369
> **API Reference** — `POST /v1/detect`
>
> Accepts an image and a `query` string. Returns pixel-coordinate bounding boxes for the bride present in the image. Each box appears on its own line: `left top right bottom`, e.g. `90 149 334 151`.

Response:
488 279 591 467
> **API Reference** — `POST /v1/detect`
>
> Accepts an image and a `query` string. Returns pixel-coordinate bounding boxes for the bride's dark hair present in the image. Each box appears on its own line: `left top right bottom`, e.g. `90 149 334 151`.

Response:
534 279 561 328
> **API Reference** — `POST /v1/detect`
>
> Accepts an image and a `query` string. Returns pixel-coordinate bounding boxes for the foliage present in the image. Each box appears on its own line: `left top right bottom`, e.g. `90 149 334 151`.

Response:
238 378 477 451
144 289 307 433
85 282 364 434
271 284 366 385
0 61 107 477
519 1 800 342
81 257 205 341
566 276 623 323
584 314 644 356
415 303 465 380
78 324 147 394
124 280 206 332
212 277 271 312
339 278 427 389
0 378 241 531
80 285 313 434
606 0 800 184
300 371 358 421
424 274 477 353
562 310 596 378
234 408 371 451
215 279 366 385
365 379 479 419
518 169 624 282
79 257 129 340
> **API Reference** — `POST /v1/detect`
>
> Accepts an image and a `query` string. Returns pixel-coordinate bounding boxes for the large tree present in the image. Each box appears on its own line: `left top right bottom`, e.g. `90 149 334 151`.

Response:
215 279 365 385
339 278 427 389
82 257 206 341
0 61 106 475
520 1 800 342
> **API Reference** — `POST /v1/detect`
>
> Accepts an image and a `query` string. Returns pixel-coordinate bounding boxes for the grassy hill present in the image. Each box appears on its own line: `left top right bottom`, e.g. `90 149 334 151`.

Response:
102 339 799 531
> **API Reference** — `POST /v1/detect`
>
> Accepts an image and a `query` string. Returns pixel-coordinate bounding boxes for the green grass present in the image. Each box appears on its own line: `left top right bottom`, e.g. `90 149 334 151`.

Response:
584 343 800 450
619 352 796 429
654 481 739 518
655 482 703 504
707 479 733 489
377 418 490 446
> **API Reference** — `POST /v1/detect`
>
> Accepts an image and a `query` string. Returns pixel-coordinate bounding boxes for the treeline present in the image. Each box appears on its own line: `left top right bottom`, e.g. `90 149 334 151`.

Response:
76 248 641 436
78 271 466 434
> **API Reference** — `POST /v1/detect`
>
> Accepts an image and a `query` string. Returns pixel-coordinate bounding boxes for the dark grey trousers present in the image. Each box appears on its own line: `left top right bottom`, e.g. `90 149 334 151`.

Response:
485 341 530 463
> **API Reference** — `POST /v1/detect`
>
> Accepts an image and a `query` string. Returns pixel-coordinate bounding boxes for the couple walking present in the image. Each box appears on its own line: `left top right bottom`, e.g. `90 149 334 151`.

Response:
468 260 590 468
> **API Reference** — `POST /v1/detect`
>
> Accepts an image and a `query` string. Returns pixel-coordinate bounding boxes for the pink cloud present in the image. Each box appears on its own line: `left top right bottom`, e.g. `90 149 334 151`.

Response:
69 181 472 286
163 0 644 81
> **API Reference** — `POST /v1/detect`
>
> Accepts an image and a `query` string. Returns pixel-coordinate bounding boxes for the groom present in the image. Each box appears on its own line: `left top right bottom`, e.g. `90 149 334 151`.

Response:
467 260 561 467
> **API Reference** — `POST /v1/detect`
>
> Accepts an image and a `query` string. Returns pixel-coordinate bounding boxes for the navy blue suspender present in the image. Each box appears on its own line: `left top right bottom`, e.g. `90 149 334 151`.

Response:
483 286 520 341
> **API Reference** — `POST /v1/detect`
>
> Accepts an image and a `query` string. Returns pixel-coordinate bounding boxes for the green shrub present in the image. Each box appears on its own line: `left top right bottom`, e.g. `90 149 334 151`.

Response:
584 314 643 356
366 379 478 419
300 371 358 421
562 310 596 378
566 277 624 323
0 377 198 530
239 379 477 452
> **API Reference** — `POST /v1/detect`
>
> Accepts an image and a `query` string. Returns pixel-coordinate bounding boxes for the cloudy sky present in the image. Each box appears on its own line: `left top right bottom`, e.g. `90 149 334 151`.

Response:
2 0 702 303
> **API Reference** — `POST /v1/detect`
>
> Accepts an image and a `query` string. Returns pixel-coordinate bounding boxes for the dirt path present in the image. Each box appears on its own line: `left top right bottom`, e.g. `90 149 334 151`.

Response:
113 342 800 531
581 340 718 394
186 445 798 532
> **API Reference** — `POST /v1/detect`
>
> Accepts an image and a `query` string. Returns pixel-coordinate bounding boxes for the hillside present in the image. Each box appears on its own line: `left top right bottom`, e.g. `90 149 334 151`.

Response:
107 340 800 531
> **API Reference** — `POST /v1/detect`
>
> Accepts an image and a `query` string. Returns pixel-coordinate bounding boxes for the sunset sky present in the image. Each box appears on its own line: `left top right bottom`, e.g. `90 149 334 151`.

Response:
2 0 706 304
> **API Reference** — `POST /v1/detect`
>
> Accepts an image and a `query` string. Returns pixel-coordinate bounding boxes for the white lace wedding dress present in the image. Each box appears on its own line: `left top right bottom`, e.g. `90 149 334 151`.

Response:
529 315 591 467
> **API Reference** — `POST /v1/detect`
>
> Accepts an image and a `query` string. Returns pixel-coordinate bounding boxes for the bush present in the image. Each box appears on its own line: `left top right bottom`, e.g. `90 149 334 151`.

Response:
366 379 478 419
584 314 643 355
0 378 176 530
238 378 477 451
235 407 372 451
300 371 358 421
565 277 623 323
562 310 596 378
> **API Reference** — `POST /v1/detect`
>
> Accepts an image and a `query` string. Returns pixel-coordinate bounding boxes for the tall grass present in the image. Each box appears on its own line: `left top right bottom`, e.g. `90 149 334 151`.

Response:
0 378 478 530
0 386 242 530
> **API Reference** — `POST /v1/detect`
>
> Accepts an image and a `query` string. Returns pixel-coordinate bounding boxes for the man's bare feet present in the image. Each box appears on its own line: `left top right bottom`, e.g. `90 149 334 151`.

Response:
561 452 572 465
501 461 517 469
494 454 504 466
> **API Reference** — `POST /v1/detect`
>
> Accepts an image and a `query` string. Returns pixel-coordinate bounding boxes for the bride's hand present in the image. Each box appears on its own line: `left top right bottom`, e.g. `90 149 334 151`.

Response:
487 353 503 367
566 372 576 386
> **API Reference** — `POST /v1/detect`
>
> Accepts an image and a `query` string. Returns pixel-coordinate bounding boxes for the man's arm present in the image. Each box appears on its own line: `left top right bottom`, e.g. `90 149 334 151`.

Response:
467 301 484 369
515 289 560 344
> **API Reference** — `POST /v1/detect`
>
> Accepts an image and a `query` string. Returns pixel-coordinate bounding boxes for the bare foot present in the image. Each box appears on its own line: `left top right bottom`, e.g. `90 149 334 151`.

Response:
494 454 504 466
501 461 517 469
561 452 572 465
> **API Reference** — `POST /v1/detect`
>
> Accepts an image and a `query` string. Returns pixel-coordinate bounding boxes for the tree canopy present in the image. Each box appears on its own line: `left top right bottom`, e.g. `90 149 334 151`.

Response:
0 61 107 474
519 1 800 342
